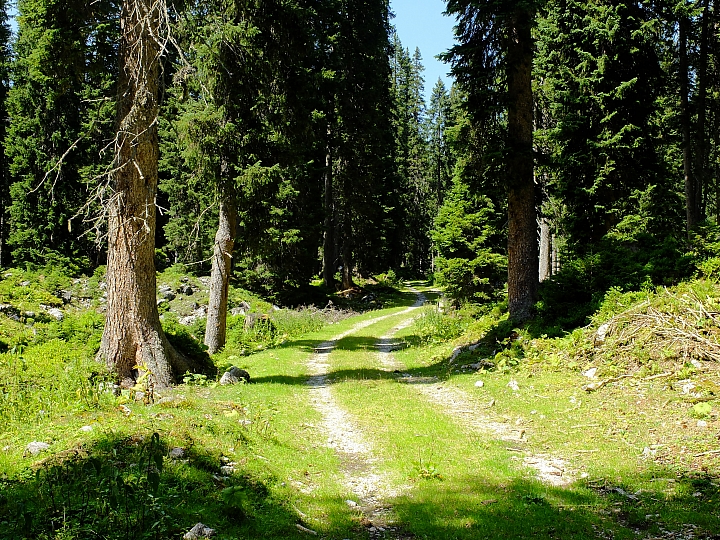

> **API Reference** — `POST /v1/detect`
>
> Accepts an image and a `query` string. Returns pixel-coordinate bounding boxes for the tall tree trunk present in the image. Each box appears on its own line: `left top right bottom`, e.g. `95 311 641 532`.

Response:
680 14 698 232
205 192 237 354
98 0 188 389
538 217 551 282
340 205 354 290
322 138 335 289
694 0 711 220
506 9 537 321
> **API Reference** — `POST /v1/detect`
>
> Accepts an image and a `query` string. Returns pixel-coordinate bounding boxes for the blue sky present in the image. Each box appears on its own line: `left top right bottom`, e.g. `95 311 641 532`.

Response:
389 0 457 102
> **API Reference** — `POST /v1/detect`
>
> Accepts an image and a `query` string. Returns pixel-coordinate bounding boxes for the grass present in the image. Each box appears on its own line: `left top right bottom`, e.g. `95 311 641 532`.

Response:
2 272 720 538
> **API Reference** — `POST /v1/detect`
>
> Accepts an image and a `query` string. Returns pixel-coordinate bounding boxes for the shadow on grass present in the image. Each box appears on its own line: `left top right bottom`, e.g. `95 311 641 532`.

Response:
3 436 718 540
0 432 333 540
251 332 457 386
391 473 720 539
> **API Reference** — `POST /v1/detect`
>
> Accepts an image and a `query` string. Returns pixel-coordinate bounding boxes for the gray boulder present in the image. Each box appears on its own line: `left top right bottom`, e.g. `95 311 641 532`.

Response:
219 367 251 385
183 523 216 539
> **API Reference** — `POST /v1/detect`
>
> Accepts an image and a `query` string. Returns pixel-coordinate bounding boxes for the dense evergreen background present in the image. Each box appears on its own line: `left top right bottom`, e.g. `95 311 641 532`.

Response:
0 0 718 328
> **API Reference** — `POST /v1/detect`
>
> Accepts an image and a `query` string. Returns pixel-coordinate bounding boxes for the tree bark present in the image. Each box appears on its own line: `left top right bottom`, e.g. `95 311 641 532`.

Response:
205 194 237 354
98 0 189 389
341 231 354 290
322 138 335 289
538 217 551 282
506 9 538 322
693 0 711 221
680 14 698 232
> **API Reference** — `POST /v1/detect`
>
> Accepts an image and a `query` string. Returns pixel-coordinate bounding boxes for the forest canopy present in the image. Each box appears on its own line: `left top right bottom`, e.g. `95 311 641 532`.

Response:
0 0 717 331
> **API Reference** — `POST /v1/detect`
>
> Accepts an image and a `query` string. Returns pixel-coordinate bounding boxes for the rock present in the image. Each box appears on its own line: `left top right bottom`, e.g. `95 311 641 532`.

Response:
56 290 73 304
169 447 186 459
0 304 21 321
183 523 217 539
219 367 251 385
596 323 611 344
79 426 93 432
474 380 485 388
691 359 703 369
220 464 236 475
582 367 598 379
178 284 194 296
158 285 176 301
448 346 463 363
179 306 207 326
697 420 708 428
45 307 64 321
26 441 51 455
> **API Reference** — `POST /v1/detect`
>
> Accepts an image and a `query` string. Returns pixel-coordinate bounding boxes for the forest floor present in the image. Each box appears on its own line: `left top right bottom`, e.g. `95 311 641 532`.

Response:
1 276 720 539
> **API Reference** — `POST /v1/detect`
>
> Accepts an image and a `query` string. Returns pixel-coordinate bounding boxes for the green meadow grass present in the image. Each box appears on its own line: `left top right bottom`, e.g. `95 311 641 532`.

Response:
1 278 720 539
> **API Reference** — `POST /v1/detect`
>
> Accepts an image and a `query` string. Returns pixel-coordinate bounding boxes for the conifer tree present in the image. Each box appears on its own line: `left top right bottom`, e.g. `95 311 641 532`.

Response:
98 0 191 388
165 0 320 350
445 0 538 321
389 34 433 274
0 0 11 267
6 0 117 269
321 0 396 288
536 0 677 251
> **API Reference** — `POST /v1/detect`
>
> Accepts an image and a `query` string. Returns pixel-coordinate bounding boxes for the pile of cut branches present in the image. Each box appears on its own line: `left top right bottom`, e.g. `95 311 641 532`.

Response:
588 284 720 369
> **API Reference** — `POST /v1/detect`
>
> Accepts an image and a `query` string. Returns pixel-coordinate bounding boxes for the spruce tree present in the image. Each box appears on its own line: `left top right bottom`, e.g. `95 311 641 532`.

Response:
6 0 117 269
0 0 11 267
389 34 433 275
445 0 538 321
321 0 396 288
536 0 677 252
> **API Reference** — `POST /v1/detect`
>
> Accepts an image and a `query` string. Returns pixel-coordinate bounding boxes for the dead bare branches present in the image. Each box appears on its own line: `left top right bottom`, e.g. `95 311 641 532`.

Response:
589 285 720 368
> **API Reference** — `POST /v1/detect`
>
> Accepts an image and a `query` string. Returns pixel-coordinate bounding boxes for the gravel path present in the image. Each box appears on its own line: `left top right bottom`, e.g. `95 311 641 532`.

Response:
305 309 419 538
376 289 576 487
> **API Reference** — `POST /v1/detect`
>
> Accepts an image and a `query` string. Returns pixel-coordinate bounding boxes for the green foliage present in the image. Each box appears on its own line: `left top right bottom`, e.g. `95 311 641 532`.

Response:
536 236 693 330
0 339 110 426
226 313 278 354
431 178 506 305
689 221 720 280
5 0 117 268
0 433 176 539
374 269 402 288
537 0 681 251
691 402 713 419
411 306 469 345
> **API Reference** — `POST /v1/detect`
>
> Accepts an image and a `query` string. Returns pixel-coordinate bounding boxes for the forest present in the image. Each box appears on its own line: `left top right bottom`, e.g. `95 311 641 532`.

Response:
0 0 719 344
1 0 720 539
